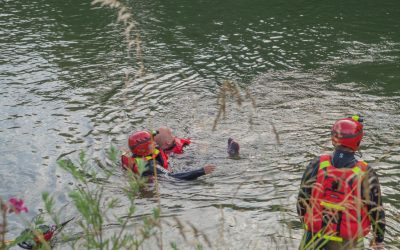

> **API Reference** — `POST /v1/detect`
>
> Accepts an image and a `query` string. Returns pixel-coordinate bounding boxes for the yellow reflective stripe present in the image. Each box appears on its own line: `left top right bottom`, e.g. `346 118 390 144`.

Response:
320 201 345 211
352 166 362 175
317 233 343 242
144 149 160 160
319 160 331 169
352 164 366 175
352 115 360 121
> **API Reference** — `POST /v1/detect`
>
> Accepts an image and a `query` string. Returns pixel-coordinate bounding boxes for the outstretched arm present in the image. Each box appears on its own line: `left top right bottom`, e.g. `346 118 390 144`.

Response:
168 164 215 180
144 162 216 181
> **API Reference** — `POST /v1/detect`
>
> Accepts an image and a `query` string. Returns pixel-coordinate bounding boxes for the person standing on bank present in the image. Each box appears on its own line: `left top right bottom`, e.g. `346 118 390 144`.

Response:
297 115 385 250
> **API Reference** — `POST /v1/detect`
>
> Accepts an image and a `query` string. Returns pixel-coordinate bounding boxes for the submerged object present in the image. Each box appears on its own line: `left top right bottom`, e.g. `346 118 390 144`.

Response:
227 138 240 158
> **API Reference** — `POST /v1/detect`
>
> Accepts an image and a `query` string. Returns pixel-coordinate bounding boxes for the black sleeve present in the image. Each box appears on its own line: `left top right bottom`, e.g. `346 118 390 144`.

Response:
143 161 206 181
168 168 206 180
297 157 320 219
364 166 385 243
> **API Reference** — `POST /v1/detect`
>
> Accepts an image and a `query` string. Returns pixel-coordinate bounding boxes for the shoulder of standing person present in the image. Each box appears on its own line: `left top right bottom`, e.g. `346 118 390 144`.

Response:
301 155 322 184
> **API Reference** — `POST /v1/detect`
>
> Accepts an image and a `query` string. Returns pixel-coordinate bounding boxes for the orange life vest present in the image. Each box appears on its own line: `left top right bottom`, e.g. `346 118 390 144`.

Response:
121 148 170 175
304 155 371 241
163 137 191 155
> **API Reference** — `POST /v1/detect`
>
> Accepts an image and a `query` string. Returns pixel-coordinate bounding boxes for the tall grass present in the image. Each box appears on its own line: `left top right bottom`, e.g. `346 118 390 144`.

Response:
212 80 257 131
35 147 164 249
91 0 145 79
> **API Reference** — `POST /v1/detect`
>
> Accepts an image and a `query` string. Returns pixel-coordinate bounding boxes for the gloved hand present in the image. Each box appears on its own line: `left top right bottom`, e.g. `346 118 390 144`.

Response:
227 138 240 158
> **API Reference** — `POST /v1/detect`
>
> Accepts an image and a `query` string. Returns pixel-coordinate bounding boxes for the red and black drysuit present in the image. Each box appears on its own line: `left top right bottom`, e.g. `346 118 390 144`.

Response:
296 148 385 249
121 139 205 181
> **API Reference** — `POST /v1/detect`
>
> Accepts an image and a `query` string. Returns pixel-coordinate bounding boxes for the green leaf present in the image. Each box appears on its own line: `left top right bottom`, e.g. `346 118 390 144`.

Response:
136 158 147 176
170 242 179 250
41 192 53 214
79 150 87 168
58 159 85 182
33 214 45 226
196 244 204 250
153 207 160 219
108 145 119 163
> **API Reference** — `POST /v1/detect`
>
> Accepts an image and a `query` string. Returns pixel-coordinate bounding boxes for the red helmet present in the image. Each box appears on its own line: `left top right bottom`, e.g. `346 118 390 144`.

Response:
331 116 364 151
128 131 155 156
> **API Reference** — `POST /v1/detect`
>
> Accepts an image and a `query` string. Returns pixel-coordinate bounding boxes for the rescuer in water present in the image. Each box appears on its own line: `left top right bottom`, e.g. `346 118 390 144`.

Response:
121 130 215 180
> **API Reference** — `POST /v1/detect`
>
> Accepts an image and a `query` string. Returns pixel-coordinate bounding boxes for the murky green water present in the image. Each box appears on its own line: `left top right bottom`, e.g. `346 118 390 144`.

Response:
1 0 399 248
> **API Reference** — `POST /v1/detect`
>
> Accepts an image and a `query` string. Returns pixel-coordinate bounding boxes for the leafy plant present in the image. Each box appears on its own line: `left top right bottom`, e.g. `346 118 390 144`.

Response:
53 146 161 249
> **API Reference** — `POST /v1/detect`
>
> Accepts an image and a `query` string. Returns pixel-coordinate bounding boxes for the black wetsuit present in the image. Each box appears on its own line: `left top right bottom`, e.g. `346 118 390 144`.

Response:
140 150 206 181
296 147 385 249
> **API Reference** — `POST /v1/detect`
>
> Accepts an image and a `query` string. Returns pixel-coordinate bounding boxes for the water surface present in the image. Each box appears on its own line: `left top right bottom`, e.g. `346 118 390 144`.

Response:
1 0 400 248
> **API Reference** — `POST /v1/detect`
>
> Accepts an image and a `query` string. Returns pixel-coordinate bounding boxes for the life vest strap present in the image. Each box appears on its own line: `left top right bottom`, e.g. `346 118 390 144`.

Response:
317 232 343 242
320 201 345 211
316 232 364 243
319 160 331 170
144 149 160 160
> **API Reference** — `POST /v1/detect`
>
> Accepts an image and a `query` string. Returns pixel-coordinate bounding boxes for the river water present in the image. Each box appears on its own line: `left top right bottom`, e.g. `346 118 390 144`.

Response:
1 0 399 249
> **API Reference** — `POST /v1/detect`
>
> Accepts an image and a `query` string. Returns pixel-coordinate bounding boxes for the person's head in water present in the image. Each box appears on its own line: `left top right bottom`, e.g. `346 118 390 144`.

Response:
128 131 156 157
227 138 240 158
331 115 364 152
154 127 175 150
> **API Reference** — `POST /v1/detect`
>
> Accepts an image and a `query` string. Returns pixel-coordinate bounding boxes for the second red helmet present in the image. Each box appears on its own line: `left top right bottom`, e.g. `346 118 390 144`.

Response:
331 116 364 151
128 131 155 156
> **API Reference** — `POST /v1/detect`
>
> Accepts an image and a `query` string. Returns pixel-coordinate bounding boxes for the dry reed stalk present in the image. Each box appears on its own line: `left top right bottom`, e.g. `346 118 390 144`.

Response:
164 217 212 248
218 206 225 248
170 217 188 242
270 122 281 145
212 80 255 131
91 0 145 80
186 221 212 248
